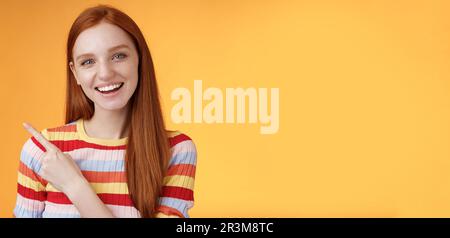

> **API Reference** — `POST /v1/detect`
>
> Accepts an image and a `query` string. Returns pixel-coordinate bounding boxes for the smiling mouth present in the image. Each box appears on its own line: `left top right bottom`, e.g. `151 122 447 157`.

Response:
95 82 124 94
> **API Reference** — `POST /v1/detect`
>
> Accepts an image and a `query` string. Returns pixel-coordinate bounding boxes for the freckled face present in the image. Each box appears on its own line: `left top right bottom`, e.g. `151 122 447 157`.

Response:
70 22 139 111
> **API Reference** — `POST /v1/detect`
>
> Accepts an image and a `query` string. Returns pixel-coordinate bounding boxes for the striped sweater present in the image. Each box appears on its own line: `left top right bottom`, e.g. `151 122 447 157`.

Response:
13 118 197 218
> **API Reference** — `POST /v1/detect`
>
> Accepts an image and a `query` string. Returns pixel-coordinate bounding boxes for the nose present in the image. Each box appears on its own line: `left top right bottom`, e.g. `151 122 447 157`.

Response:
97 60 115 81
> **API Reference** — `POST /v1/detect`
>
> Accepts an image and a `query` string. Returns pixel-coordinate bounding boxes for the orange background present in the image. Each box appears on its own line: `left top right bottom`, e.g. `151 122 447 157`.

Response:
1 0 450 217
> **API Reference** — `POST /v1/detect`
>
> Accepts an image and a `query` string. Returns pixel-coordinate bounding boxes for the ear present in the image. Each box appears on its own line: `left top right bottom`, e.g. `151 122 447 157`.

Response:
69 61 80 85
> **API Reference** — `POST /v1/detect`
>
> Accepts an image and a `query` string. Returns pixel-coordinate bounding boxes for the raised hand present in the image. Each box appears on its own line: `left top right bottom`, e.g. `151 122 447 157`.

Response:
23 122 84 194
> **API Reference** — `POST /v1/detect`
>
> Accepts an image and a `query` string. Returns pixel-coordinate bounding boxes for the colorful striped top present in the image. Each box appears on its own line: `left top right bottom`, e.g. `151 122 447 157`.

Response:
13 119 197 218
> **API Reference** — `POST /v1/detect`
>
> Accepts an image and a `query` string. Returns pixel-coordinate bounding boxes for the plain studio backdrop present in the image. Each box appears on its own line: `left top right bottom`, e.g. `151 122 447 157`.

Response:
1 0 450 217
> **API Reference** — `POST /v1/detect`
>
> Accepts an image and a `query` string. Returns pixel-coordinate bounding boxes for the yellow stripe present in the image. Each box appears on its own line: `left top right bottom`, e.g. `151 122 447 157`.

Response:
24 174 194 194
45 127 181 142
45 132 79 141
163 175 195 190
155 212 181 218
41 129 49 140
46 176 194 193
41 127 79 141
77 119 127 146
46 182 129 194
45 184 60 192
18 172 45 192
91 182 129 194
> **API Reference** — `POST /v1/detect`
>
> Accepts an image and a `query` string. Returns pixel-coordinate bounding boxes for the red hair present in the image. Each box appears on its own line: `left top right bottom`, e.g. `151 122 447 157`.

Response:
65 4 170 217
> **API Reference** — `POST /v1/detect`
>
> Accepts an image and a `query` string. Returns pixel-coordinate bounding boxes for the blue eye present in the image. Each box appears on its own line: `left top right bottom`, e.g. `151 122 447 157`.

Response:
79 53 126 66
81 59 94 66
113 53 127 60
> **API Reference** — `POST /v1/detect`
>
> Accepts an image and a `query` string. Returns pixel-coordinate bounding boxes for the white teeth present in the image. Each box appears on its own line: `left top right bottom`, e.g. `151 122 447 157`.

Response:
97 83 122 92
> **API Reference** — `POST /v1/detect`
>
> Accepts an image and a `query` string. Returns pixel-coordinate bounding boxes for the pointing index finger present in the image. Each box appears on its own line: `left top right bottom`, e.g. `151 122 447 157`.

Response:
23 122 57 151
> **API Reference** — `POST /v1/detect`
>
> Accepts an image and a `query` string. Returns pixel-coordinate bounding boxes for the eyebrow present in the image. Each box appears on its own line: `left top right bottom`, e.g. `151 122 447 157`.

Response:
75 44 131 62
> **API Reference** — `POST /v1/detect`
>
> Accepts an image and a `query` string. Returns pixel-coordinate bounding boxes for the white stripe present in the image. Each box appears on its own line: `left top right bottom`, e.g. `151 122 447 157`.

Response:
15 193 45 212
43 201 141 218
43 201 80 216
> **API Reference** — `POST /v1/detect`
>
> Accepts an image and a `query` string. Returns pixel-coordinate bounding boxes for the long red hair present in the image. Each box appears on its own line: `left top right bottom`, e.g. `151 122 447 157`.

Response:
65 5 170 218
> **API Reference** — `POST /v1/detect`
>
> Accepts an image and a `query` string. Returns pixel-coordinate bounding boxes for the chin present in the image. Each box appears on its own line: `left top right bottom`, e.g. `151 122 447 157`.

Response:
96 101 129 111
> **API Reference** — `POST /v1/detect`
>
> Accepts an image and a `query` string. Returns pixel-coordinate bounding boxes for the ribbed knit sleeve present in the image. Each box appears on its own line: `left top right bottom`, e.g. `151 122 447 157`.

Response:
156 135 197 218
13 136 48 218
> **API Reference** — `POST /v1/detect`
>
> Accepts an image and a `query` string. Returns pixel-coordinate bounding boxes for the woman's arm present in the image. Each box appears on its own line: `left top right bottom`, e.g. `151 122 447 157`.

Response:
14 137 48 218
64 176 115 218
23 122 115 218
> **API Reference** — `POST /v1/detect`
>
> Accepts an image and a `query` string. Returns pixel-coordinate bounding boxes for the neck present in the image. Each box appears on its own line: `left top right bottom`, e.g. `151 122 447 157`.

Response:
84 104 131 140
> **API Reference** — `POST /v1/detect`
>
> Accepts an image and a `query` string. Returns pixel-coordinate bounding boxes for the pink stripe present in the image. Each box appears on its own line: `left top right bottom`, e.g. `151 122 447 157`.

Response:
68 147 125 161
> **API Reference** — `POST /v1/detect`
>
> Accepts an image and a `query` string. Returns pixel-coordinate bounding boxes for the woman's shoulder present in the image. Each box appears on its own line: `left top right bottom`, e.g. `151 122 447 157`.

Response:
167 130 194 147
166 130 197 166
40 120 79 141
20 120 80 161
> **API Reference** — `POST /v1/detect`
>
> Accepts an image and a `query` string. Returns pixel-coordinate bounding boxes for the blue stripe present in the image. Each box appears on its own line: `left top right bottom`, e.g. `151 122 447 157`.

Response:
13 205 43 218
42 211 81 218
158 197 192 218
169 151 197 167
20 147 42 174
22 145 126 173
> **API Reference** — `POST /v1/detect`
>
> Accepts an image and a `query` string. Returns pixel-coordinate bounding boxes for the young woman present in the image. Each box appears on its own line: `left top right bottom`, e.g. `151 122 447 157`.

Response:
13 5 197 218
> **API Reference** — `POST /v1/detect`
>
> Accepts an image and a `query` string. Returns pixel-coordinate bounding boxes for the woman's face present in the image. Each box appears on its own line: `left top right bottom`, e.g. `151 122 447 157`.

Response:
70 22 139 112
